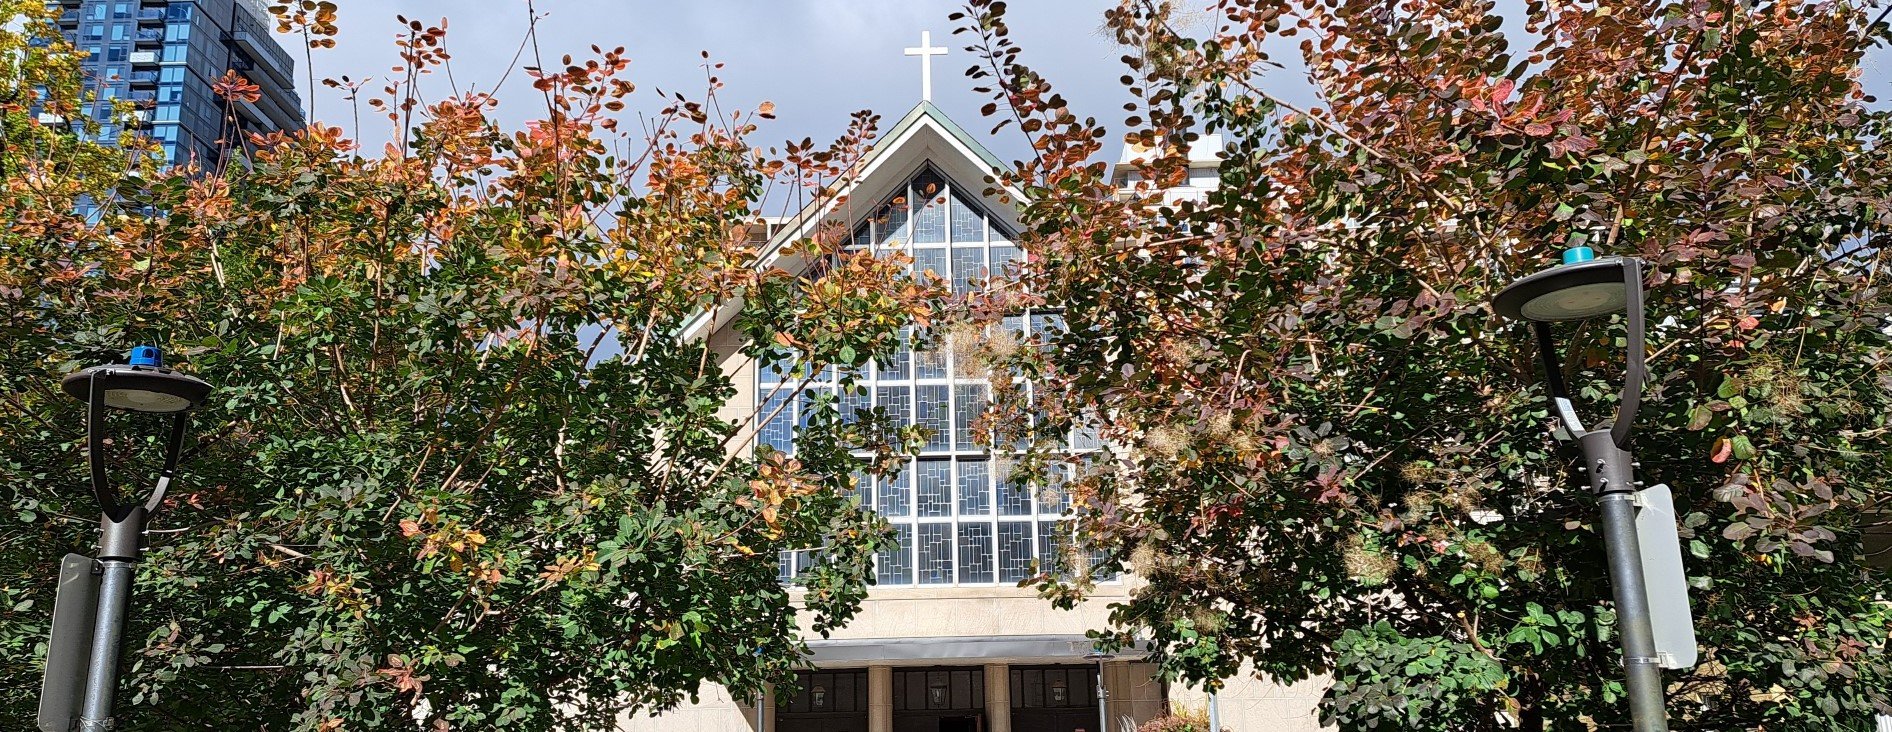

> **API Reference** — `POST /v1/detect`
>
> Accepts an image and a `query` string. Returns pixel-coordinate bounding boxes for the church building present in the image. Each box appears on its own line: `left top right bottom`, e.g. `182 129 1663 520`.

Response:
620 33 1329 732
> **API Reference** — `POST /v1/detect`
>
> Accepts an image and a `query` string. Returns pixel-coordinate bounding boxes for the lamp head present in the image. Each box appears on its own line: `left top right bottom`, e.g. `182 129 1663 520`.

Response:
61 347 212 414
1493 254 1632 323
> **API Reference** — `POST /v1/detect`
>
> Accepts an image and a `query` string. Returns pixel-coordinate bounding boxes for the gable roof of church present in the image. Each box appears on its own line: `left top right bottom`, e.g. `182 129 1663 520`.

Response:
682 100 1027 341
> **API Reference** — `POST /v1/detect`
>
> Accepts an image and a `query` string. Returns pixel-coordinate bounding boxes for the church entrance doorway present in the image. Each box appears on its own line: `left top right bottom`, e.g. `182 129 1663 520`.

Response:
1008 665 1100 732
777 670 870 732
891 667 985 732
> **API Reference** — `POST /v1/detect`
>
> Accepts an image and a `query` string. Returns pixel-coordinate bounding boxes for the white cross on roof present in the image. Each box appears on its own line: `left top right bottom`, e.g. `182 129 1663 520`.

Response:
904 30 948 102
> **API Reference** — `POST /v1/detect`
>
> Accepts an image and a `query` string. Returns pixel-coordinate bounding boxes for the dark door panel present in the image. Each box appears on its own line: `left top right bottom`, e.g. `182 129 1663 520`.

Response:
1010 709 1095 732
778 714 870 732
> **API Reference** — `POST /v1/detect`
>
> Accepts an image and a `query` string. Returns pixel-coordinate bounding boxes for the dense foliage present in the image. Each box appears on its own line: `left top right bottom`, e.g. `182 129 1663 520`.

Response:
0 5 933 729
956 0 1892 728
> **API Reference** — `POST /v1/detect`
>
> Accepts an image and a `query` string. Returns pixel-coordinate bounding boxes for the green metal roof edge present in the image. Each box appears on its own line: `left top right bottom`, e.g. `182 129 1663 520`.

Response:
885 100 1012 176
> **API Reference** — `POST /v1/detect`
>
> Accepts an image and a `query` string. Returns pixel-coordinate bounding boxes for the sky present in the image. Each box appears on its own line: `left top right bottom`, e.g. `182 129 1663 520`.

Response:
291 0 1892 188
293 0 1153 184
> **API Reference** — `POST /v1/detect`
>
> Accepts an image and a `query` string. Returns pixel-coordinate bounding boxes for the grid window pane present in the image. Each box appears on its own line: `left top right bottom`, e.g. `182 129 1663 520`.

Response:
992 244 1022 276
957 459 991 515
1032 312 1067 338
954 384 987 451
879 201 910 246
916 459 952 517
876 385 911 428
798 387 832 430
1092 546 1119 581
917 385 951 452
950 194 985 243
1037 465 1071 515
1071 423 1102 450
840 386 871 422
999 469 1034 516
913 247 948 285
877 524 913 585
1039 520 1068 576
878 468 912 517
952 246 987 293
914 340 949 379
917 523 953 584
877 331 912 380
760 390 794 453
913 192 947 244
957 523 995 583
998 522 1035 582
762 350 797 382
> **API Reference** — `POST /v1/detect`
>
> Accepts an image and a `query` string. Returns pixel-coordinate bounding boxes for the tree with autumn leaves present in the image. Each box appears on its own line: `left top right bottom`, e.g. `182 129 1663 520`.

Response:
1 4 935 729
955 0 1891 729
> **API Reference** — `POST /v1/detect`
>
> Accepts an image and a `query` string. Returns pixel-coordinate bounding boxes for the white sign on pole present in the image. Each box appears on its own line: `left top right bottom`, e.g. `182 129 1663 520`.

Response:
1635 484 1698 669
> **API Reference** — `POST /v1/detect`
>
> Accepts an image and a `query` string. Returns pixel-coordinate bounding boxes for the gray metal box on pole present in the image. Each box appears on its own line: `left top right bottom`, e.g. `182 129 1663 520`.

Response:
1635 484 1698 669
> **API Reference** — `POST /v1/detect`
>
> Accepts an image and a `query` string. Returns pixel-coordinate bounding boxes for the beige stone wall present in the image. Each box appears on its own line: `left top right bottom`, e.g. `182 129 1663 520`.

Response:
1105 660 1166 730
793 584 1129 639
1167 665 1332 732
615 682 765 732
710 320 759 455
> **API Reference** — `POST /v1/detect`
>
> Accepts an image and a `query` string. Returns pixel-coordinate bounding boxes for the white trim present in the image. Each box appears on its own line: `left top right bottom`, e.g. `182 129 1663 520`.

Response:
806 635 1144 664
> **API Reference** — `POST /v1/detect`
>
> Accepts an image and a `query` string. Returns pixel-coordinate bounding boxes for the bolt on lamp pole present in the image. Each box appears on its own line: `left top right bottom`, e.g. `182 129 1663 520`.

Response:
40 346 210 732
1494 248 1668 732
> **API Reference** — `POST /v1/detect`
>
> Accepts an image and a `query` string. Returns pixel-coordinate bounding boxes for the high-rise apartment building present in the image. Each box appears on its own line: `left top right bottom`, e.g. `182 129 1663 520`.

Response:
49 0 304 168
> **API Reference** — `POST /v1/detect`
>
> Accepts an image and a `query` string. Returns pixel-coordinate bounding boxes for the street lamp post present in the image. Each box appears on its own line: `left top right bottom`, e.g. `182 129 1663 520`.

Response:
1083 650 1114 732
1493 248 1668 732
37 346 210 732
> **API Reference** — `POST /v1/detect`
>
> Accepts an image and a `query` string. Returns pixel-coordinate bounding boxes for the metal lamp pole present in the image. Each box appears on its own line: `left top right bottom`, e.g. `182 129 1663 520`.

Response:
1494 249 1668 732
1084 651 1114 732
38 346 210 732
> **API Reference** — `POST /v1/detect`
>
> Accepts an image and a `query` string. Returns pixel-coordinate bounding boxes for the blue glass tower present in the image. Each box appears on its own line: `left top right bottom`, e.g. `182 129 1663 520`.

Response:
49 0 305 169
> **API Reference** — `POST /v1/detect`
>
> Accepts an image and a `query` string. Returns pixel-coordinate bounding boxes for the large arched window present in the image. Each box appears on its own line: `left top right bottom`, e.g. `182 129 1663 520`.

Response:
761 166 1095 587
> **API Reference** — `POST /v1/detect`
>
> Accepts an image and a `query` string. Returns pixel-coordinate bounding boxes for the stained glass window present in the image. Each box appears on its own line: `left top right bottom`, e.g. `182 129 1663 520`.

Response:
916 459 953 517
761 165 1104 586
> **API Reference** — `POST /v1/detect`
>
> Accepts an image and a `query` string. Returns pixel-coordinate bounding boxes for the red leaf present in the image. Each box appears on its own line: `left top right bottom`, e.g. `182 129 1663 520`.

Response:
1489 79 1515 113
1710 437 1732 464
